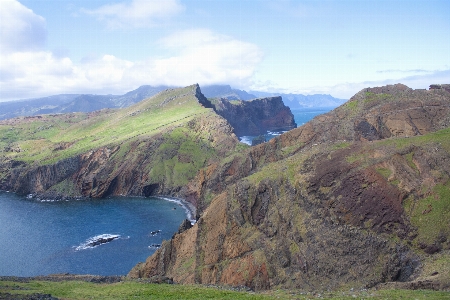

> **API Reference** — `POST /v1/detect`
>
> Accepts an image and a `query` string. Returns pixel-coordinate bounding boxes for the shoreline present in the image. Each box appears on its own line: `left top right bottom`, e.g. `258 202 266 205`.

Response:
156 195 197 225
1 190 197 225
0 190 197 225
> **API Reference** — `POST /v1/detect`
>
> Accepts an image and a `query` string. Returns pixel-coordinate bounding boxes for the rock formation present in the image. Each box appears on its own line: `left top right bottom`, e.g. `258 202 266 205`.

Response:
1 83 450 292
205 97 297 136
129 84 450 291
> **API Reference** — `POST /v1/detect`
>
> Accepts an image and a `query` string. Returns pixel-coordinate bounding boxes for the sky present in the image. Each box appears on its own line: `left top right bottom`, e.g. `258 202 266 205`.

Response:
0 0 449 101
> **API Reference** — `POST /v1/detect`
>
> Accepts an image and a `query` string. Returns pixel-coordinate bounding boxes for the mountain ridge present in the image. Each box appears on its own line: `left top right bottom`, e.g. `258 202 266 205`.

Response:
0 85 295 200
0 84 346 121
129 83 450 291
1 83 449 292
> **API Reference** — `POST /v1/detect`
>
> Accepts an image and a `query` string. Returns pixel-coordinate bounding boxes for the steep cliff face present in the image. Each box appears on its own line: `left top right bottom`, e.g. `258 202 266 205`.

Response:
130 84 450 291
206 97 297 136
0 85 241 204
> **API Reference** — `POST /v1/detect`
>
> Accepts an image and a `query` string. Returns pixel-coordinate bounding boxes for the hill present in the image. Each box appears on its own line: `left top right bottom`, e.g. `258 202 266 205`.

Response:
0 86 171 121
0 85 295 200
0 84 345 121
0 85 241 199
129 84 450 291
1 83 450 293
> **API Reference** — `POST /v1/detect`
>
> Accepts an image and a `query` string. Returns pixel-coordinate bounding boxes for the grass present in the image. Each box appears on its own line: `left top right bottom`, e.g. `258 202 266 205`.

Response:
376 167 391 179
0 280 449 300
0 85 208 166
378 127 450 151
407 183 450 245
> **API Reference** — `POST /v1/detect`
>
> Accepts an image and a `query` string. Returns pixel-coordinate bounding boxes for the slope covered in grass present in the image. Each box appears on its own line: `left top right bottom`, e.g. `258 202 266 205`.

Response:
0 85 242 198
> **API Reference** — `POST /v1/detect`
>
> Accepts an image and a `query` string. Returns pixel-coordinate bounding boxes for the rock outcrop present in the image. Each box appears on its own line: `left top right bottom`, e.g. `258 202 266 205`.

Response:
206 97 297 136
130 84 450 291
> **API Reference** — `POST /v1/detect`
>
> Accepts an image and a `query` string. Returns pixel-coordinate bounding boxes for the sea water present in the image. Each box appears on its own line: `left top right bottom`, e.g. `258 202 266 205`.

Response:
239 107 333 145
0 191 188 276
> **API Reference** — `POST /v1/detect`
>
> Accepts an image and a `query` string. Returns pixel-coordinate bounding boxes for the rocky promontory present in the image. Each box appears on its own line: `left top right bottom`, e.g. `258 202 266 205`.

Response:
205 97 297 136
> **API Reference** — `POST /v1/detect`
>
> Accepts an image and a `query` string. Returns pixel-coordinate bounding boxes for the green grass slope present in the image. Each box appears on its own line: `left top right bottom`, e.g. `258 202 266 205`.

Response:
0 85 242 197
1 85 208 165
0 279 448 300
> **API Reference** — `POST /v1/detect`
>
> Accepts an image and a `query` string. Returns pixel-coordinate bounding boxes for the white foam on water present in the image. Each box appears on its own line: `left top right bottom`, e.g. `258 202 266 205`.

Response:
74 234 121 251
239 136 253 145
158 197 196 225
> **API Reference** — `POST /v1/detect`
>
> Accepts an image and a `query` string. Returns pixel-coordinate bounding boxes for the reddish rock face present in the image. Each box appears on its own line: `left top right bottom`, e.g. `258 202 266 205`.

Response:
2 83 450 291
131 84 450 291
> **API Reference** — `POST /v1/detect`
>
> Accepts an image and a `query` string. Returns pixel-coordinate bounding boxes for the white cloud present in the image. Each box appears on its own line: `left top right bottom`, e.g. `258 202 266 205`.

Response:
0 26 263 101
0 51 135 100
144 29 264 88
301 69 450 99
82 0 184 29
0 0 47 52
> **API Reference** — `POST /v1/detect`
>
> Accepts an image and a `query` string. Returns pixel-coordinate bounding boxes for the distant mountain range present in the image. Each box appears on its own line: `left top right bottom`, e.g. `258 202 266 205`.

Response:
0 84 346 120
250 91 347 109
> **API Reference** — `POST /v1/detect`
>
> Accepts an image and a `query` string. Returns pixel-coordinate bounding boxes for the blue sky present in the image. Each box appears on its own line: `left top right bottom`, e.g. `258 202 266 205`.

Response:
0 0 449 101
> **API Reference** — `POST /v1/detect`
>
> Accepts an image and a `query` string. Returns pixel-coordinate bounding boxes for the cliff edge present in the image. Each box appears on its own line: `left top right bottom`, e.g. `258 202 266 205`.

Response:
205 97 297 136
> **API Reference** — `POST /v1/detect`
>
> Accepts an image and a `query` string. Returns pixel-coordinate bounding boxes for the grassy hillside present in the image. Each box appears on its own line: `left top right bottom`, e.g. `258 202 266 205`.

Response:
0 86 209 165
0 85 242 198
0 279 449 300
133 84 450 291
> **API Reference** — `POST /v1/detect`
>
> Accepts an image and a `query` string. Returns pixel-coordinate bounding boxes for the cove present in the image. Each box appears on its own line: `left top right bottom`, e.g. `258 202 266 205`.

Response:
0 191 187 276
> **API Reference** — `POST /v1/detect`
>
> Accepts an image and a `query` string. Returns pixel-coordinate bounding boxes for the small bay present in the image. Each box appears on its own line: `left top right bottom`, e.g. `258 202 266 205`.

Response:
0 192 187 276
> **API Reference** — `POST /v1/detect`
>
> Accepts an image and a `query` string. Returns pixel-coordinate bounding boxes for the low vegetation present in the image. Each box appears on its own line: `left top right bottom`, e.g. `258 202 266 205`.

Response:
0 279 449 300
0 86 208 166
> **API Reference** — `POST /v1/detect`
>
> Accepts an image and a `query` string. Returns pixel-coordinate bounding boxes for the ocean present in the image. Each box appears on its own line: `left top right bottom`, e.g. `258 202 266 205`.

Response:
239 107 333 145
0 192 189 276
0 107 333 276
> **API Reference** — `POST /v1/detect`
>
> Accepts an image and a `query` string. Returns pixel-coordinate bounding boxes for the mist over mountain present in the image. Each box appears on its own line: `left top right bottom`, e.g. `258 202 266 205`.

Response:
111 85 172 108
0 95 80 120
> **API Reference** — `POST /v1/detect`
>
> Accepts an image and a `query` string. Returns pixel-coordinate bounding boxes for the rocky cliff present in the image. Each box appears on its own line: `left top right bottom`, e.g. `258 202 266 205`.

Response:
0 85 241 203
206 97 297 136
2 83 450 292
0 85 295 205
129 84 450 291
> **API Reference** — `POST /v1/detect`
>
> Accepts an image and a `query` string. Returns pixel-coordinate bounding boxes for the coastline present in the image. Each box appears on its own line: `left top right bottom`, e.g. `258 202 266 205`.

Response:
2 190 197 225
156 196 197 225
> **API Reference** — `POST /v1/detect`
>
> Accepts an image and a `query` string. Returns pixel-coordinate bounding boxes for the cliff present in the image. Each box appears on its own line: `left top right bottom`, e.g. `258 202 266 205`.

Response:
0 85 241 203
129 84 450 291
206 97 297 136
2 83 450 292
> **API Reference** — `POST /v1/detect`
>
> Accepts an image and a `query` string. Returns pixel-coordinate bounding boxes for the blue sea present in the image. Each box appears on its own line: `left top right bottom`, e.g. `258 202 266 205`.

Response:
239 107 333 145
0 192 190 276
